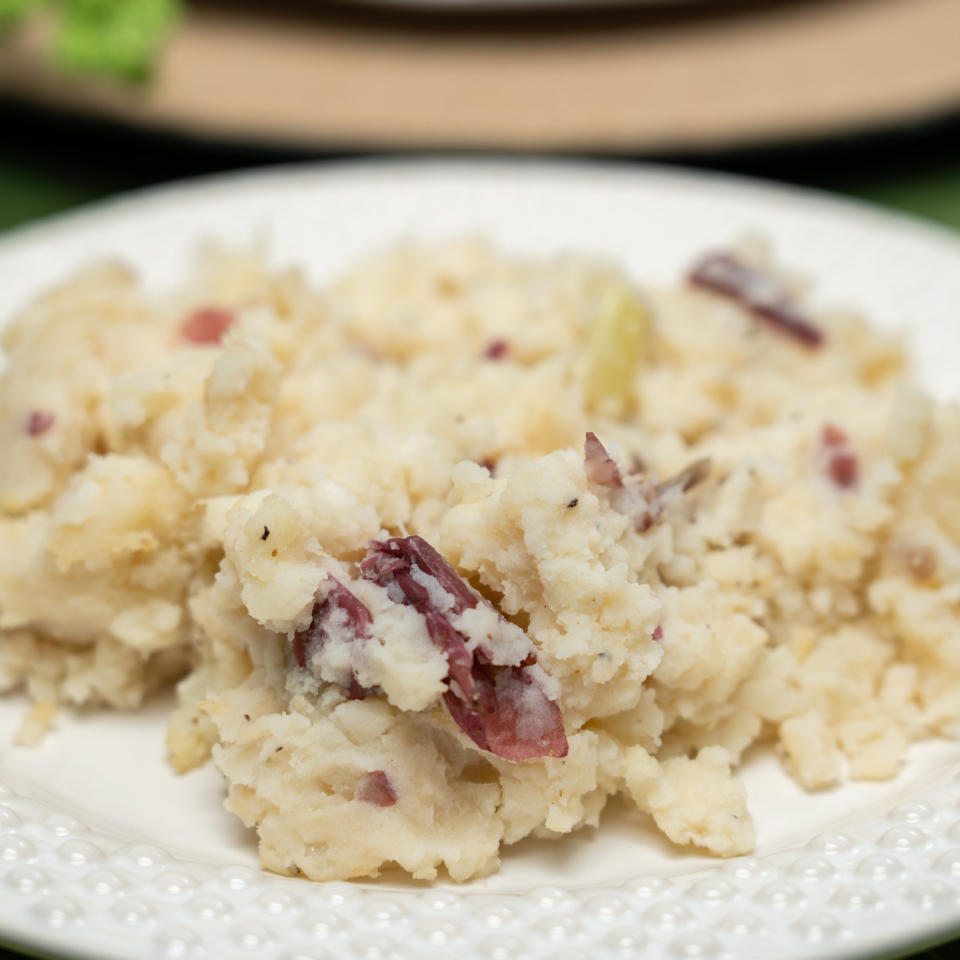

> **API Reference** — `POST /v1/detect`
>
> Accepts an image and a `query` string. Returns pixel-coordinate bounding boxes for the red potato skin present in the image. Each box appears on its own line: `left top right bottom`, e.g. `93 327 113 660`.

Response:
25 410 56 436
689 252 824 348
361 536 568 762
357 770 397 807
292 577 376 700
821 424 859 489
181 308 236 345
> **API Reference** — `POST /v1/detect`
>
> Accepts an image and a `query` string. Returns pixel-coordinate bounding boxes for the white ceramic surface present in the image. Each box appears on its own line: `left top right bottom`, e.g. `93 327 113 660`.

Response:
0 161 959 960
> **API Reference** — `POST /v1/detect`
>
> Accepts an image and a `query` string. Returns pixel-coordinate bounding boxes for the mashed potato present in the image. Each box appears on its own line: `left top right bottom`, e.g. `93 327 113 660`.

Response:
1 238 958 882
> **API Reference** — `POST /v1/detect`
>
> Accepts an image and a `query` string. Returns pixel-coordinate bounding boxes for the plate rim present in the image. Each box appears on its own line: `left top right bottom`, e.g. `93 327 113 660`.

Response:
0 158 959 960
3 157 960 267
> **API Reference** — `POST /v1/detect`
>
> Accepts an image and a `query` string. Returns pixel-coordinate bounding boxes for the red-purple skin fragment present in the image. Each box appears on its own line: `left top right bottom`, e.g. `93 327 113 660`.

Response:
485 339 509 360
292 577 375 699
688 252 824 348
362 536 476 699
443 655 568 763
821 423 847 448
361 536 568 762
584 431 623 488
820 423 859 489
828 451 859 489
25 410 56 436
181 307 236 345
357 770 397 807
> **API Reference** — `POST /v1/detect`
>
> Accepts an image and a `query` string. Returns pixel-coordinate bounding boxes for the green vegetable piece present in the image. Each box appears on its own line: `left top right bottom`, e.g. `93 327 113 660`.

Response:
0 0 41 29
53 0 180 81
583 281 649 418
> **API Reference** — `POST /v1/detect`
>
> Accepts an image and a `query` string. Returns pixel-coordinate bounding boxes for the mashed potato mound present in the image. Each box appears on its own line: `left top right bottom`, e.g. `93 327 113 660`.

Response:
1 238 958 882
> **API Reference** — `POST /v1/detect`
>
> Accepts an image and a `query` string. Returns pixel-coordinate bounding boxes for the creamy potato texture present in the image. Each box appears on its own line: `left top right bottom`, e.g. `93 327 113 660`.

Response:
1 239 958 882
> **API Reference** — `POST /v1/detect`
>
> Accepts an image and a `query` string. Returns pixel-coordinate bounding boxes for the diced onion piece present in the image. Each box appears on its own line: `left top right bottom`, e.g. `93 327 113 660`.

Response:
582 283 648 417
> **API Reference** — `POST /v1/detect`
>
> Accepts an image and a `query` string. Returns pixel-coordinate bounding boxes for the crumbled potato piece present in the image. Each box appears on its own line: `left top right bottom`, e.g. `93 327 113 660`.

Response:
15 700 57 747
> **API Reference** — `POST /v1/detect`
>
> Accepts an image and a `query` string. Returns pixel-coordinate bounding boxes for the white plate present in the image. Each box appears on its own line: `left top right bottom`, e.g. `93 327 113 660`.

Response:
1 161 959 960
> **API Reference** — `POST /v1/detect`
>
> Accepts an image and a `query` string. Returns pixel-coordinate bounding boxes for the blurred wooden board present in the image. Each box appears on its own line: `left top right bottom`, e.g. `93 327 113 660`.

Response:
1 0 959 151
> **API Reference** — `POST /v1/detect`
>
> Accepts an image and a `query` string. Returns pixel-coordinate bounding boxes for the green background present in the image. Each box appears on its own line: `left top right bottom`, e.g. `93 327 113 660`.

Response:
0 95 959 960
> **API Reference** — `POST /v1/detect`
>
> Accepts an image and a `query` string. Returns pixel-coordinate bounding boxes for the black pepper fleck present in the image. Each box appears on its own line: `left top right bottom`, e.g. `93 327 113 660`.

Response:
567 498 579 508
243 713 251 721
261 527 270 541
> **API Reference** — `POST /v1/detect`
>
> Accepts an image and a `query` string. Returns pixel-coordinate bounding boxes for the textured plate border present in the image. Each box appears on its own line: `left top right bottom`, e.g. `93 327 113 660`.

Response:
2 769 960 960
0 160 959 960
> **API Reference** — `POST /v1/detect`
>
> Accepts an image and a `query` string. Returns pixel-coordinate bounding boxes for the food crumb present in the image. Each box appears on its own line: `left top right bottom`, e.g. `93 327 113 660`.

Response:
15 701 57 747
893 540 938 581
